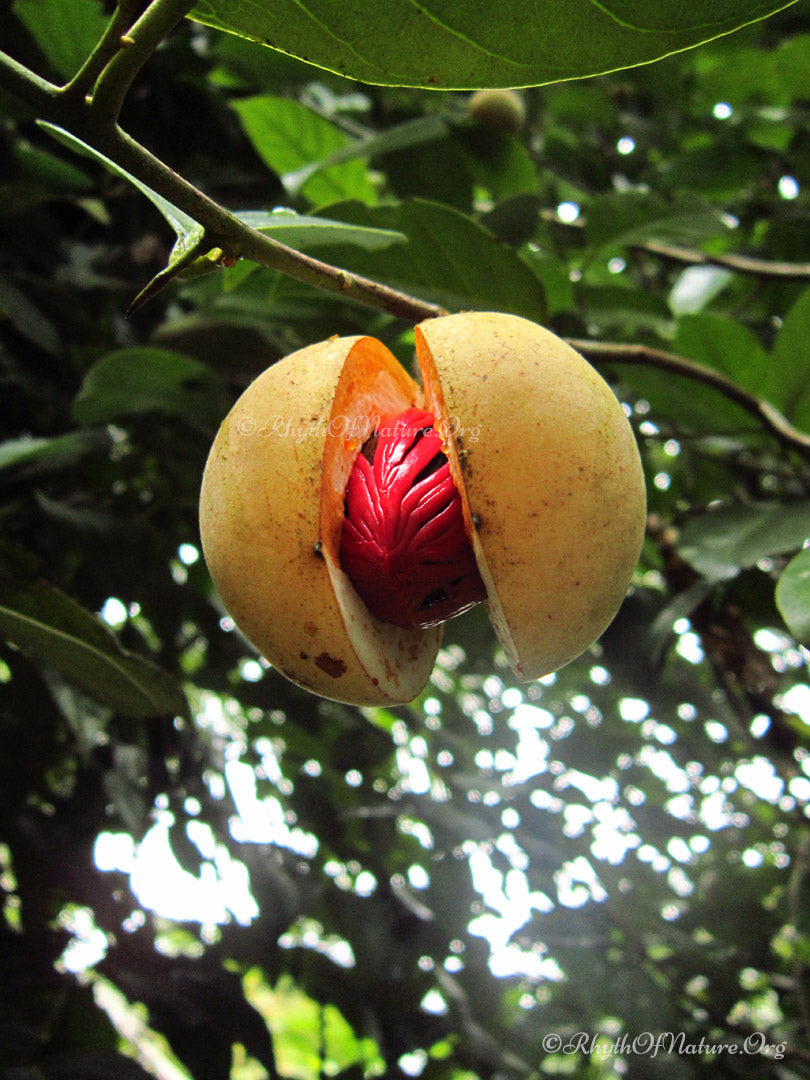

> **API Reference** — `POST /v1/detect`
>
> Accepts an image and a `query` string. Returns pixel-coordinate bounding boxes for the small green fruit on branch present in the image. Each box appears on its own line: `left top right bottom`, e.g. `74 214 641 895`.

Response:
199 313 647 705
467 89 526 134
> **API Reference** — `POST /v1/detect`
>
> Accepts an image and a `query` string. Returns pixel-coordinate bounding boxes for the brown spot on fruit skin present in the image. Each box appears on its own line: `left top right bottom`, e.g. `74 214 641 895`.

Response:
303 621 318 637
314 652 348 678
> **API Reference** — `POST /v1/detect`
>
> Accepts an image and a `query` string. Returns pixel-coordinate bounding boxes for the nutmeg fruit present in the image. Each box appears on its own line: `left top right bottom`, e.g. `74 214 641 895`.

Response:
199 312 646 706
467 89 526 134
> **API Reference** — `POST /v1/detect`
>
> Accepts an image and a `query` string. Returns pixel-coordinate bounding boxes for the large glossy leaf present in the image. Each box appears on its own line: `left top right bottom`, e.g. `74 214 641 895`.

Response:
189 0 797 89
0 546 189 720
231 96 377 206
306 198 547 320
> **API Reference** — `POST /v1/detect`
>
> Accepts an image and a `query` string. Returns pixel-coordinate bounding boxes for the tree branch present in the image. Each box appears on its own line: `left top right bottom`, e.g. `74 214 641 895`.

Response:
99 123 445 320
89 0 198 123
542 208 810 280
0 41 445 324
631 239 810 281
61 0 148 104
568 338 810 459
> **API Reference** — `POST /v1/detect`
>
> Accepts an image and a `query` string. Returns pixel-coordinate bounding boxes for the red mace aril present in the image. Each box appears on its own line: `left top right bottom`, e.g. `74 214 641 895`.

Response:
339 408 487 628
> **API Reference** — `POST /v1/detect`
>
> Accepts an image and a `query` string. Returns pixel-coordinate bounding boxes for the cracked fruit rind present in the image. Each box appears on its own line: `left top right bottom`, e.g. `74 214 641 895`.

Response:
416 311 647 680
199 334 441 706
199 312 646 706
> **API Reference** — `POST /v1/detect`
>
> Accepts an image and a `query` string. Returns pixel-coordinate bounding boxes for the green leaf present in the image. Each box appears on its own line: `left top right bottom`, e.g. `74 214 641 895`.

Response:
0 274 61 355
12 0 109 81
585 192 727 252
0 546 189 720
190 0 797 89
37 123 202 244
231 96 377 206
679 503 810 582
72 348 228 429
37 124 215 311
580 284 673 336
660 142 768 200
672 314 770 398
235 210 405 252
12 141 92 192
279 114 451 195
770 285 810 424
308 198 547 320
774 33 810 99
775 547 810 644
0 431 106 478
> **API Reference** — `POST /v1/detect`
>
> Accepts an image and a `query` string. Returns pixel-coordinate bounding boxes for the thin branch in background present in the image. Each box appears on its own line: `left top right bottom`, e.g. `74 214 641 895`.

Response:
541 208 810 281
569 338 810 460
632 239 810 281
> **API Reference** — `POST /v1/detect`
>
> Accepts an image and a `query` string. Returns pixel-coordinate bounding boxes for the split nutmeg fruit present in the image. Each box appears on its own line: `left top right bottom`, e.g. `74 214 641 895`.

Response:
199 312 647 706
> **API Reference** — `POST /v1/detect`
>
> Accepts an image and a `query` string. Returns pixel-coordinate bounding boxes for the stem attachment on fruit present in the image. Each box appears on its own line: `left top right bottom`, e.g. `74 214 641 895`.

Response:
339 408 486 629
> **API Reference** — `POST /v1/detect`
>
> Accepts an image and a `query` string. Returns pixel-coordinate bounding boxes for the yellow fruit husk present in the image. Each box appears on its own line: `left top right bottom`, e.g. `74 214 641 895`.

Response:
416 312 646 680
199 335 441 706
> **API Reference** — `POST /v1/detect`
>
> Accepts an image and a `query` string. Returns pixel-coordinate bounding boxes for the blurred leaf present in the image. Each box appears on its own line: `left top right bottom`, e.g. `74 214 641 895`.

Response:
231 95 377 206
311 198 547 320
585 191 726 251
459 127 540 201
659 141 767 199
580 283 673 335
0 545 189 719
774 33 810 98
679 502 810 582
0 431 106 478
668 265 734 315
0 274 62 355
12 0 109 81
480 195 542 247
617 362 761 437
72 348 228 429
12 140 92 192
771 284 810 424
775 547 810 644
280 114 451 194
189 0 798 89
